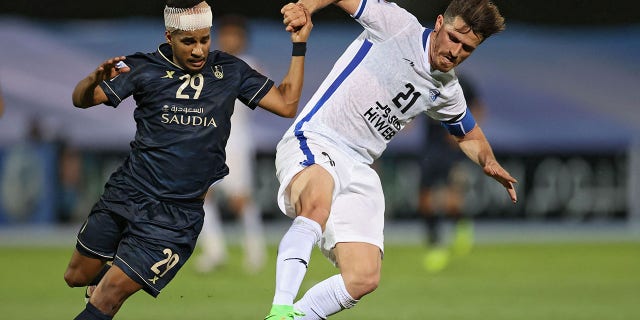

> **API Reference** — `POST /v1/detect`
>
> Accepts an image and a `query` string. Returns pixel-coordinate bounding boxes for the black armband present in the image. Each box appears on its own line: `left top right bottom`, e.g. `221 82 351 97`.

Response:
292 42 307 56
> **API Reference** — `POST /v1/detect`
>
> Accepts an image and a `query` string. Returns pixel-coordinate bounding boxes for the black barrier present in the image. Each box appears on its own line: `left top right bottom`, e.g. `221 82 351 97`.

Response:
0 147 628 224
255 152 628 222
375 152 628 221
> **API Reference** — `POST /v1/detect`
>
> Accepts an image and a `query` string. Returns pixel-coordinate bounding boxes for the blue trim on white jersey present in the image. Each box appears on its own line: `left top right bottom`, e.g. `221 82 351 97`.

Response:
423 28 432 50
353 0 367 19
294 40 374 166
441 108 477 137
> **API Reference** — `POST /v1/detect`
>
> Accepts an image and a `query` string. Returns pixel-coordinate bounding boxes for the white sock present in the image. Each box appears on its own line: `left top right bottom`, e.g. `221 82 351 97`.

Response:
294 274 358 319
241 202 266 271
199 197 226 262
272 216 322 305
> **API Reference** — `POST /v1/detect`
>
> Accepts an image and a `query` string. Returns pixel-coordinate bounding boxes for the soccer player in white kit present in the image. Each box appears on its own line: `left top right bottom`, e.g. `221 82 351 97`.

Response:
195 15 267 274
265 0 517 319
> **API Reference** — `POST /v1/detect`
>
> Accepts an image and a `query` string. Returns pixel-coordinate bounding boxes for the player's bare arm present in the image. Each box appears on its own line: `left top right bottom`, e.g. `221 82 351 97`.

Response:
72 56 130 108
282 0 360 32
457 125 518 203
258 7 313 118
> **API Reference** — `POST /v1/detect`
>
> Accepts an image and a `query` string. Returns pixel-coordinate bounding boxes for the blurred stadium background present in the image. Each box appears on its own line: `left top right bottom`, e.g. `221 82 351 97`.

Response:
0 1 639 319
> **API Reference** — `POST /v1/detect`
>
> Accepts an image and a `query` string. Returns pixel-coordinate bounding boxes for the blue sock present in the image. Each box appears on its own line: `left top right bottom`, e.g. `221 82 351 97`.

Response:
74 302 112 320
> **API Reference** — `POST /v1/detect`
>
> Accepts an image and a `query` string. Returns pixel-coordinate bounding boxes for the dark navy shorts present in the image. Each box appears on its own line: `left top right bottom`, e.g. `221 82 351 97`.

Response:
76 182 204 297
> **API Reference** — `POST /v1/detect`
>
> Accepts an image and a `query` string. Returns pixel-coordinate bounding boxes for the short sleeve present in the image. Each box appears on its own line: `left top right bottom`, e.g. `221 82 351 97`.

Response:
98 55 138 107
353 0 419 42
425 80 468 123
236 61 274 109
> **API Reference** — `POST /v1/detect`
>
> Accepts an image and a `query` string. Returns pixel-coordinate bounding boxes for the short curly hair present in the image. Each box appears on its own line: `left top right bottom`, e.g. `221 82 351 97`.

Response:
443 0 506 41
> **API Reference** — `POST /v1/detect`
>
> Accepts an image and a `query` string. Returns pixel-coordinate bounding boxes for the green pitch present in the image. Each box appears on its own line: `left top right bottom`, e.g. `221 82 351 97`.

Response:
1 242 638 319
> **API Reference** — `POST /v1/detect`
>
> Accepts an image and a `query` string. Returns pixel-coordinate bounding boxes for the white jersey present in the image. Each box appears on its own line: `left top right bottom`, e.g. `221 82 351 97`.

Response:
280 0 467 164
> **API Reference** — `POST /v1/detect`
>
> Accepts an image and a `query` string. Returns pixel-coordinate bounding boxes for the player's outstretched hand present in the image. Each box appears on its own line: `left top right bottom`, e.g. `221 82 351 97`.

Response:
92 56 130 84
483 160 518 203
281 2 308 32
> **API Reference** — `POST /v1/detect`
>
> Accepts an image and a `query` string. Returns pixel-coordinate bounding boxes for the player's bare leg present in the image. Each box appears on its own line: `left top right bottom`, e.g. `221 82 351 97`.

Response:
65 250 139 318
266 165 334 319
292 242 379 319
88 265 143 316
288 164 334 227
334 242 381 299
64 250 108 288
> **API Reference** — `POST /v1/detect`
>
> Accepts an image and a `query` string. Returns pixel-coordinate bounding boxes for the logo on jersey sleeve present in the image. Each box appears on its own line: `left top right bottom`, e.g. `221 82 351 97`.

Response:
429 89 441 102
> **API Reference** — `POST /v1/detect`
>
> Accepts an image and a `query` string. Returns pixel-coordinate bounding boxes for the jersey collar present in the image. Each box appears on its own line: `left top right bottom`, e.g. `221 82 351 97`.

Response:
157 43 184 70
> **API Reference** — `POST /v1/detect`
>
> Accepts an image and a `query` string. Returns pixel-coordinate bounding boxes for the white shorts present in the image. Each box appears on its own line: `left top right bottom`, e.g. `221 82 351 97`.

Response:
275 134 385 262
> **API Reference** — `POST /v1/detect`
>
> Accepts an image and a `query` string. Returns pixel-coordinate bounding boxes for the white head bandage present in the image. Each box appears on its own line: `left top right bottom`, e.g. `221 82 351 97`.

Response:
164 2 213 31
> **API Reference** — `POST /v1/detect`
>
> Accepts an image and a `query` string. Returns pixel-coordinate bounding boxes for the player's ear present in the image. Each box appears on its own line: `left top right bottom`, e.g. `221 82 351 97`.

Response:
165 30 172 44
434 14 444 33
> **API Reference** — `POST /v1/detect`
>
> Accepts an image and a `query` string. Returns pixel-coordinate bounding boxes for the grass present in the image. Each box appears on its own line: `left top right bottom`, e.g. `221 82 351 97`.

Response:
1 242 639 319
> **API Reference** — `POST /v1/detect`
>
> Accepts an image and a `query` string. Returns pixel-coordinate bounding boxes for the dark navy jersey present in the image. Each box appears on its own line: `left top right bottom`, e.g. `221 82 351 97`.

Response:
99 43 274 201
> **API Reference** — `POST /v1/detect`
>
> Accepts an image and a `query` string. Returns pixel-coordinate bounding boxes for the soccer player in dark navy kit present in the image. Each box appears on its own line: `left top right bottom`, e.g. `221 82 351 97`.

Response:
63 1 313 319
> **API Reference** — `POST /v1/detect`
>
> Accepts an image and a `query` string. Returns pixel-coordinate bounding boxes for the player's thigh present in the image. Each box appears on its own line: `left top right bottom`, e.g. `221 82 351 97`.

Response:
64 249 107 286
66 210 126 284
288 164 335 223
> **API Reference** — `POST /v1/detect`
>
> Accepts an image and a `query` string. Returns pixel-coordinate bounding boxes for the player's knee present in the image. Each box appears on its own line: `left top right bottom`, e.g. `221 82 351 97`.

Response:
64 267 90 287
300 206 330 227
343 271 380 299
